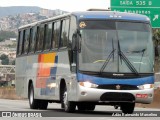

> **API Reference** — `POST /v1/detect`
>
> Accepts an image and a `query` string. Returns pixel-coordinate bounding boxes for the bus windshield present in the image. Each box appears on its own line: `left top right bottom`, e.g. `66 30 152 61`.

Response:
79 20 154 74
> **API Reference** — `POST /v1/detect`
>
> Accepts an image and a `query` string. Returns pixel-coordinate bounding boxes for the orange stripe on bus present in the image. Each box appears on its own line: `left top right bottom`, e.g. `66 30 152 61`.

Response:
36 52 56 88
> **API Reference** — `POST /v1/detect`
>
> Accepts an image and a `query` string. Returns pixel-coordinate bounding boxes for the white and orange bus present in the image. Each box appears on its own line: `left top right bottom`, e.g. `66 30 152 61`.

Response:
16 11 154 114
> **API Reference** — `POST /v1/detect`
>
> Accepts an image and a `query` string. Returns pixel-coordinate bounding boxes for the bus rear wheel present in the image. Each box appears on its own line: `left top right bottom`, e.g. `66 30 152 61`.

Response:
86 104 95 111
121 102 135 114
29 84 48 110
77 103 95 111
62 85 76 112
29 83 39 109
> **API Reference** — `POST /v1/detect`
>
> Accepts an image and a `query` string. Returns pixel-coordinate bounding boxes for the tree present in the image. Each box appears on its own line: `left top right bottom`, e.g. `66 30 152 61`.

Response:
153 29 160 57
0 54 9 65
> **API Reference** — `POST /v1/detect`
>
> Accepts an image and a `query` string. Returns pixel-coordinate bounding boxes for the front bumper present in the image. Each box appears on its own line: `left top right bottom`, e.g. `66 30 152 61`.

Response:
76 85 154 104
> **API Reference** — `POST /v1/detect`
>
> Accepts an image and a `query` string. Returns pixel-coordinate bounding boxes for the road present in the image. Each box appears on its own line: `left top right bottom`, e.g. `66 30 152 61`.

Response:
0 99 159 120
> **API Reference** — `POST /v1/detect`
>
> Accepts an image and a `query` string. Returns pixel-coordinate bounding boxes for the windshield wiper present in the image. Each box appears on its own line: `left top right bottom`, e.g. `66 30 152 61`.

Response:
127 49 146 53
99 39 116 74
118 40 139 75
126 49 146 72
139 49 146 72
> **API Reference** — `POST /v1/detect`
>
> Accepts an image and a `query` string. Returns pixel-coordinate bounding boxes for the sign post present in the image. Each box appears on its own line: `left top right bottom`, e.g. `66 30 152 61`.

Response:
111 0 160 28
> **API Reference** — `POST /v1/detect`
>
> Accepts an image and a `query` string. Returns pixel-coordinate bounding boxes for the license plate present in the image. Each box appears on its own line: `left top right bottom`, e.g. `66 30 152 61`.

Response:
136 94 148 98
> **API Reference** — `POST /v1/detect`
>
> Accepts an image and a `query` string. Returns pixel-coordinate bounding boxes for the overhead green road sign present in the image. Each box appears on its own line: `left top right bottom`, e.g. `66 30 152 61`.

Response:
112 7 160 28
111 0 160 7
111 0 160 28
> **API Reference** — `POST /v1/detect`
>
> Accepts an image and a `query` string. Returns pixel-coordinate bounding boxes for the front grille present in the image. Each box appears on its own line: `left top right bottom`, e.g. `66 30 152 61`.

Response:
100 92 135 102
98 84 138 90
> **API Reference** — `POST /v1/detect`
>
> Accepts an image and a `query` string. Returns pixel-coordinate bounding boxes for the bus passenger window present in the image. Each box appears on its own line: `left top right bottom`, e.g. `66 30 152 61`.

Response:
44 23 52 50
29 27 37 53
17 30 24 55
36 25 45 51
68 16 77 72
23 29 30 54
60 19 69 48
52 21 60 49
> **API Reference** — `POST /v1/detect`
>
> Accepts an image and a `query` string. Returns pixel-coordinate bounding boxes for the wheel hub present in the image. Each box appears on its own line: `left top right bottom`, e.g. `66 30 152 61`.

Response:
30 89 33 104
63 91 68 109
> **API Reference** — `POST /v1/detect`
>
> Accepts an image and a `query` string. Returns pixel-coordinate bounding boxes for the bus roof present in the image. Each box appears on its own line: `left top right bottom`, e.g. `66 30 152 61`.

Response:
18 11 150 30
18 13 71 30
72 11 150 22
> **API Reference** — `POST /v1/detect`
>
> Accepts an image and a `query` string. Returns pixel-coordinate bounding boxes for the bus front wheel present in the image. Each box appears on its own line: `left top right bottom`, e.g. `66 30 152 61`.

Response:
62 86 76 112
29 83 39 109
121 102 135 114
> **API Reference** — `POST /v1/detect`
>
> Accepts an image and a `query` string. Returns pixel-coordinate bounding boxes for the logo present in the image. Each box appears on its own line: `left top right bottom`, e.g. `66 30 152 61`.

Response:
113 74 124 76
2 112 11 117
79 22 86 28
116 85 121 90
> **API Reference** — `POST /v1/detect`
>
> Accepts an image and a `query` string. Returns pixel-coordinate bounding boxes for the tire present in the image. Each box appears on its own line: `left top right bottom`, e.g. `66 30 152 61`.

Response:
121 102 135 114
77 103 95 111
29 83 39 109
62 85 76 112
77 104 86 111
39 100 48 110
114 105 119 109
86 104 95 111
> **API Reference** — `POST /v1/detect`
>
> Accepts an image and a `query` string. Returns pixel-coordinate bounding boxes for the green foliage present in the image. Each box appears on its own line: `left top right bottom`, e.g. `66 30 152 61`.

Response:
153 29 160 41
1 58 9 65
0 54 9 65
0 31 17 42
153 29 160 57
0 54 8 60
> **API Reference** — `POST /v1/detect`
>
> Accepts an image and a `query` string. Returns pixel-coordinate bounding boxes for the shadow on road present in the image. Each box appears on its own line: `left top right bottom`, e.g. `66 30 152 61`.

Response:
46 108 117 117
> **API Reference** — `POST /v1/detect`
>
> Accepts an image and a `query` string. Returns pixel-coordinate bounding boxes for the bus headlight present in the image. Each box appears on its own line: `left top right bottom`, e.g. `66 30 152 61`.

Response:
138 84 154 90
79 81 98 88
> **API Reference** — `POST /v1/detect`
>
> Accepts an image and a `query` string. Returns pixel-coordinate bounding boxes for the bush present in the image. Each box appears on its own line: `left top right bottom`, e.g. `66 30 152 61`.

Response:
0 31 17 42
0 54 9 65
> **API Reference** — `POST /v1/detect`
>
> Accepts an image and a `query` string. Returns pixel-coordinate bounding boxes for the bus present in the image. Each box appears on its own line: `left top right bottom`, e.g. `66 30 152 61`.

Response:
16 11 155 114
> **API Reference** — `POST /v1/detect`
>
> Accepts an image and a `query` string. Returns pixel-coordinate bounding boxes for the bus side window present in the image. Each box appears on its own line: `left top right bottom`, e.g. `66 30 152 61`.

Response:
17 30 24 55
35 26 39 52
44 23 52 50
52 21 60 49
23 29 30 54
36 25 45 51
29 26 37 53
69 16 76 49
68 16 77 72
60 19 69 48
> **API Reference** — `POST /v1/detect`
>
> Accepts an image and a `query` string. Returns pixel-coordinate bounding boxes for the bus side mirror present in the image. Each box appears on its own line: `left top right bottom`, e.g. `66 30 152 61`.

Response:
77 30 82 52
72 31 81 52
72 34 78 51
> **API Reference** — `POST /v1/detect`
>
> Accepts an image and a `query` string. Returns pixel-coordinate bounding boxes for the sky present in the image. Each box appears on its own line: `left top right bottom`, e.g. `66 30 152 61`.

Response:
0 0 110 12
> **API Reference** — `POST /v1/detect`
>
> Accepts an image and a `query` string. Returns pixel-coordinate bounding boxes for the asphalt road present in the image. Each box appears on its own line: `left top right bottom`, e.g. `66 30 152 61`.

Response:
0 99 159 120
